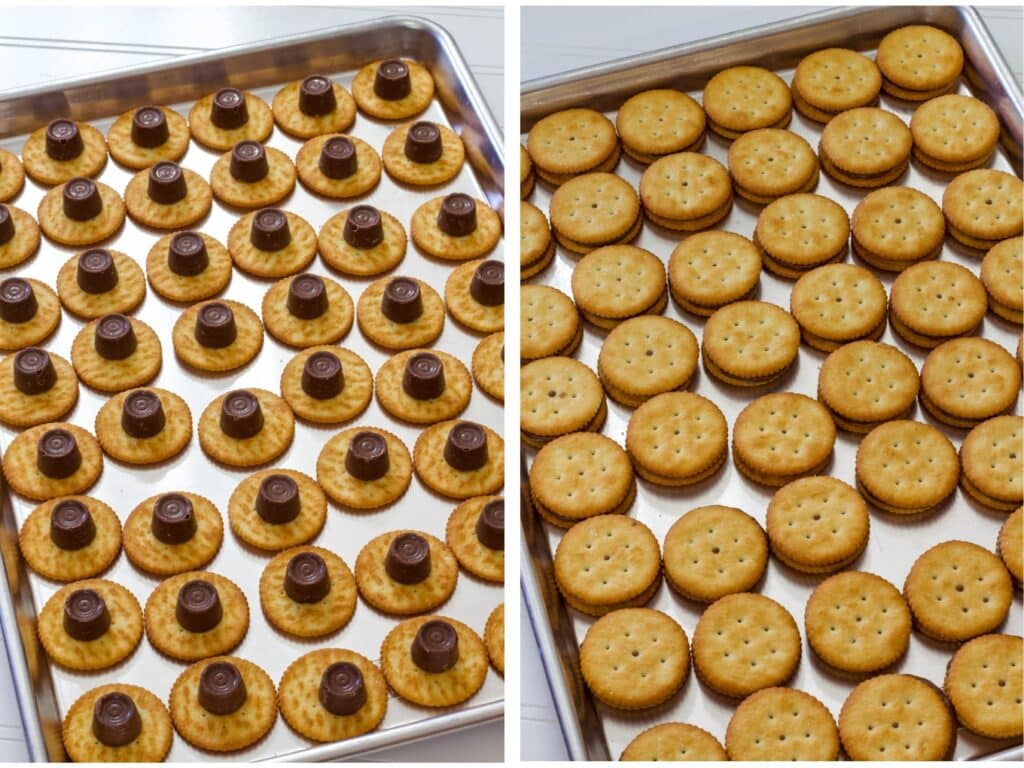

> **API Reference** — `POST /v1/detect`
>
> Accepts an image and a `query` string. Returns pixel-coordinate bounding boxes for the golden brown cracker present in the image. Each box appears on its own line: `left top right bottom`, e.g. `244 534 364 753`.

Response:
198 388 294 468
316 426 412 510
22 121 107 186
380 614 488 707
527 108 619 180
572 244 665 327
56 249 144 320
0 278 59 352
621 722 727 761
375 348 471 425
62 684 172 763
3 422 103 501
640 152 732 229
998 506 1022 584
520 200 553 278
279 345 372 424
272 79 356 139
124 166 212 230
877 25 964 99
411 195 502 261
0 349 78 428
727 128 818 204
520 356 605 444
817 341 919 431
520 284 581 361
259 545 356 637
472 331 504 401
616 89 706 162
94 387 192 465
982 236 1023 323
296 134 381 199
852 186 944 271
0 148 26 201
144 571 249 662
667 230 761 315
18 494 121 581
188 91 273 151
37 180 124 247
169 655 276 751
943 169 1024 250
446 495 503 583
789 263 887 350
549 172 640 252
726 687 839 761
960 416 1024 511
277 648 387 742
355 529 458 615
261 273 353 348
414 419 504 499
123 492 222 577
792 48 881 122
355 276 444 350
38 578 142 671
820 107 911 187
444 258 504 332
484 603 504 674
703 66 792 138
0 205 41 269
920 338 1020 427
318 207 406 275
227 209 317 279
107 105 190 169
382 122 465 186
172 299 264 373
210 145 296 209
891 261 986 346
599 316 697 406
71 315 162 392
944 633 1023 739
146 231 232 303
910 94 1000 171
351 59 434 120
227 467 326 551
755 193 849 277
702 300 800 385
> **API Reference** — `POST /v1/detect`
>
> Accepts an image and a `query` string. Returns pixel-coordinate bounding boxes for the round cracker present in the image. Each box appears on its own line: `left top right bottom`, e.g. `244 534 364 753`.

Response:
2 422 103 501
37 180 125 247
355 276 444 350
315 426 411 510
259 545 356 637
227 467 326 551
144 571 249 662
171 298 263 373
62 684 172 763
122 492 222 577
56 249 145 319
0 148 26 202
188 91 273 151
446 495 503 583
279 345 373 425
94 387 192 465
471 331 503 401
272 79 356 139
261 273 353 348
413 419 504 499
410 196 502 261
0 278 60 352
22 122 107 186
0 205 41 269
18 494 121 581
227 209 316 278
71 315 162 393
197 388 294 468
444 258 504 332
382 122 465 186
145 231 232 303
375 348 472 425
210 145 296 209
296 134 381 199
351 59 434 120
318 207 406 275
124 166 212 229
106 106 190 169
0 349 78 428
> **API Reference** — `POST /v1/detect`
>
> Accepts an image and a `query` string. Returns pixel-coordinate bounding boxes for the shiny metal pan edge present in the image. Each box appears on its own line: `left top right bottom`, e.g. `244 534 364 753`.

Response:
520 5 1021 762
0 14 504 762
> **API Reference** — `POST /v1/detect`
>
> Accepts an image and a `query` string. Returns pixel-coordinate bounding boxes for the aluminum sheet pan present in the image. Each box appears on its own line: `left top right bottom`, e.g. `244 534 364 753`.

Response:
0 15 504 762
520 6 1021 761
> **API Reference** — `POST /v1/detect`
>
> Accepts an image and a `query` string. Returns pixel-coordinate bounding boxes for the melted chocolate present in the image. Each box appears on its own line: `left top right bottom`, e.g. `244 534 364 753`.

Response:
210 88 248 130
167 232 208 276
284 551 330 603
299 75 337 116
385 532 431 584
198 661 247 715
63 177 103 221
92 693 142 747
319 136 357 179
45 119 84 161
301 351 343 399
193 302 236 348
344 431 389 481
402 352 445 400
0 278 37 323
229 140 269 183
255 474 300 524
380 278 422 323
219 390 263 439
475 499 504 550
175 579 222 633
404 122 442 163
94 314 137 360
287 274 328 319
342 205 383 248
63 588 110 640
131 106 168 148
437 193 477 237
120 390 165 439
319 662 366 715
411 619 459 673
249 208 291 251
443 422 488 471
76 249 118 294
49 499 96 550
373 60 411 100
147 161 187 204
36 428 82 479
151 493 196 545
13 348 56 395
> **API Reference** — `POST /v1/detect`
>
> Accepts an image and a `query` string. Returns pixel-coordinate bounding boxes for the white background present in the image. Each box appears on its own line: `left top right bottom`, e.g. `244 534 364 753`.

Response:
0 5 502 762
520 4 1023 760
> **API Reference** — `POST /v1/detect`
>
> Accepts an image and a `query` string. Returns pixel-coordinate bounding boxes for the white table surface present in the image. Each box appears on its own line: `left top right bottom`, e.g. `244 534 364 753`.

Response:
0 5 502 762
520 5 1023 760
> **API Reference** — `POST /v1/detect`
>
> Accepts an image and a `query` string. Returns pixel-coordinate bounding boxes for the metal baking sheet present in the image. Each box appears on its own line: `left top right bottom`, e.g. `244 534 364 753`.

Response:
520 6 1022 761
0 15 504 762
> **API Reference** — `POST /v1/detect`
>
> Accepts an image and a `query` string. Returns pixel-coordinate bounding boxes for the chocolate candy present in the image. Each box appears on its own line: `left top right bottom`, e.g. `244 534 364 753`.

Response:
63 177 103 221
49 499 96 550
319 662 366 715
210 88 249 130
0 278 37 323
345 431 390 481
287 274 328 319
193 302 236 348
198 661 247 715
342 205 383 248
62 588 110 641
0 204 14 246
131 106 169 148
411 619 459 673
229 140 269 183
77 249 119 294
374 59 411 101
284 551 330 603
443 421 488 471
168 232 209 276
94 314 137 360
92 693 142 747
402 352 445 400
470 260 504 306
249 208 291 251
45 119 84 161
404 122 442 164
151 493 196 545
175 579 222 633
319 136 357 180
255 474 299 524
475 499 504 550
381 278 422 324
385 532 431 584
13 348 56 395
147 161 187 204
120 390 165 439
437 193 477 237
219 390 263 439
37 428 82 479
299 75 337 116
301 351 343 399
